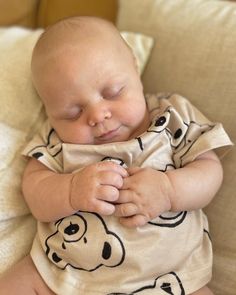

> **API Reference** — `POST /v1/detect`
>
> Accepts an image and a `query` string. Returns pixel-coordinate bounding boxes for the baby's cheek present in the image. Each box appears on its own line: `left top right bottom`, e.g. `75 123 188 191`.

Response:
127 104 147 126
59 126 92 144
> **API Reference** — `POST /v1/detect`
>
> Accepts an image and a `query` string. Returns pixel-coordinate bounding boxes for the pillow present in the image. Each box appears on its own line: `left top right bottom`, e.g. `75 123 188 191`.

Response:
117 1 236 294
0 27 44 275
121 31 154 75
0 26 153 275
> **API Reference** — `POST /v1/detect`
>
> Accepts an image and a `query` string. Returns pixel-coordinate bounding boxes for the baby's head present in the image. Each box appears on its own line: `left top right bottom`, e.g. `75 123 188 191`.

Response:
31 16 150 144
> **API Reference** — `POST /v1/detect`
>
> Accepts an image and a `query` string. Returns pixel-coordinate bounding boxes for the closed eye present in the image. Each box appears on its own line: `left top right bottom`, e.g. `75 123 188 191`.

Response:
102 86 124 100
65 111 82 121
61 108 82 121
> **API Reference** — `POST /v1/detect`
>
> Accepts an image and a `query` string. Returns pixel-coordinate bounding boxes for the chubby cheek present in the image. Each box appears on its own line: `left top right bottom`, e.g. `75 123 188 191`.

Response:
122 99 147 127
54 124 93 144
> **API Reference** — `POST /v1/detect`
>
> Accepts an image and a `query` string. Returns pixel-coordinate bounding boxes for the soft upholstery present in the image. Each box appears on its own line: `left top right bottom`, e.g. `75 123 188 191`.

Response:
0 27 43 273
0 0 117 28
0 0 38 27
117 1 236 294
37 0 117 27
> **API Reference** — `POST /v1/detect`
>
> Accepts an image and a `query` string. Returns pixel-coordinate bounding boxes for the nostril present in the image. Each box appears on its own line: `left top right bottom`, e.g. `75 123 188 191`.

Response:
88 120 96 127
88 112 111 127
104 111 112 120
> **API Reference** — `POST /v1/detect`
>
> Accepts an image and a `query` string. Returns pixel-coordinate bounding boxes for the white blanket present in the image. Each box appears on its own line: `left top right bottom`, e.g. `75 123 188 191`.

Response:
0 27 44 274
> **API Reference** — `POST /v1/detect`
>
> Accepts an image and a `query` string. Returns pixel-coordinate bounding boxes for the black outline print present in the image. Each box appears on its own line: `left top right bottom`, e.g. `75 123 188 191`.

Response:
203 228 212 242
136 137 144 151
148 211 187 228
171 121 214 167
107 271 185 295
144 104 215 168
27 128 62 159
147 108 172 135
101 156 127 167
45 212 125 271
158 163 176 172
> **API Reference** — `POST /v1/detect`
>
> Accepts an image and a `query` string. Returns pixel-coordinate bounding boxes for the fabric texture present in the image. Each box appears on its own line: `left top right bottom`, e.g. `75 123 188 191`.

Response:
0 27 44 275
117 1 236 294
22 94 232 295
0 26 153 275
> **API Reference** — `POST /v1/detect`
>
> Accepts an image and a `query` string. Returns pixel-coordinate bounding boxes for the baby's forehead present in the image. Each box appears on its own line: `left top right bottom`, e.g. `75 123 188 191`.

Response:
38 17 120 50
33 19 130 67
31 17 134 79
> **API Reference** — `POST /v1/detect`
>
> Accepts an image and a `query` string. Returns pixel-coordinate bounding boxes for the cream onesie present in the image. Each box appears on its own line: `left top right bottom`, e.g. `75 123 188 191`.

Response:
23 93 232 295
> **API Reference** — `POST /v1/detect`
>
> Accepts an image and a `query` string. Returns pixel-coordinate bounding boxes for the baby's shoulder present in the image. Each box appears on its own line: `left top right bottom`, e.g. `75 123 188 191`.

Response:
146 92 193 119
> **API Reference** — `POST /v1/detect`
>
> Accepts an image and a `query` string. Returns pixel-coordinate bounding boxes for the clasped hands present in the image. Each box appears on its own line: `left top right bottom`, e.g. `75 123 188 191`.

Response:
70 161 173 228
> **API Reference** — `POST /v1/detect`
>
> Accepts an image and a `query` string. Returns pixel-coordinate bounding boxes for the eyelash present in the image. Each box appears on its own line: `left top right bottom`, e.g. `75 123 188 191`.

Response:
103 86 124 99
63 87 124 121
64 110 82 121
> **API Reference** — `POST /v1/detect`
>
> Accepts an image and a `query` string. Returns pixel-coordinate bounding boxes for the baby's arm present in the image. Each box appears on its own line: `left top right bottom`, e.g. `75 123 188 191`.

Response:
22 158 127 222
115 150 223 227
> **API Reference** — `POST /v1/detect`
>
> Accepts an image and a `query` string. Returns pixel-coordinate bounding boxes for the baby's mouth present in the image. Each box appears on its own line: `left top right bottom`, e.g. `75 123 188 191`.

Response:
97 126 121 142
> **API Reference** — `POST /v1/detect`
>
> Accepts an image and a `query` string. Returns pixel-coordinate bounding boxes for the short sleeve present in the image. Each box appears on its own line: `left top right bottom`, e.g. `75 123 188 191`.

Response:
22 120 63 172
157 94 233 168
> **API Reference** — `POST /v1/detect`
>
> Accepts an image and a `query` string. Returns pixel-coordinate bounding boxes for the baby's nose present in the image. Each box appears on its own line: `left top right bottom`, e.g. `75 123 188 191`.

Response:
87 104 112 126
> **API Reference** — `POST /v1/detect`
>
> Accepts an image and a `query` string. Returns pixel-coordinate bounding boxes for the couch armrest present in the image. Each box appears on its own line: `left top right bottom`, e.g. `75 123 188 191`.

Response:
0 0 39 28
37 0 118 28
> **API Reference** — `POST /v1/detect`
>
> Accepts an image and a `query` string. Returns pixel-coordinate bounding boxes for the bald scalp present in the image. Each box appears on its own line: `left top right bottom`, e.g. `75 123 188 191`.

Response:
31 16 132 69
31 16 135 87
31 16 136 99
34 17 120 51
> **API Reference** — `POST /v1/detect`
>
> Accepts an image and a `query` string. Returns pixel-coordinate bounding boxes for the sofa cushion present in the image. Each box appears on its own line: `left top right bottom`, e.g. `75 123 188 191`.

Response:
117 1 236 294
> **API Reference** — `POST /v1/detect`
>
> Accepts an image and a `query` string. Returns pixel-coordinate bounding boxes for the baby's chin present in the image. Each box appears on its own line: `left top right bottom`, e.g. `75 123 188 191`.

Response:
59 128 141 145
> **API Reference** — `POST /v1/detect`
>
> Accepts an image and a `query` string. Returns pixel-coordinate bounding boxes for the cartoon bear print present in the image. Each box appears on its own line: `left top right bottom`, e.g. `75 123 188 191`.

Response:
140 106 214 168
147 108 173 135
153 107 214 168
100 142 187 228
171 121 214 167
45 212 125 271
107 272 185 294
27 128 62 159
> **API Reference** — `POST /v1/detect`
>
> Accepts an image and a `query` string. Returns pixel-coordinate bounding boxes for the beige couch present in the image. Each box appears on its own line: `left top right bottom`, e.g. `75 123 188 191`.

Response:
0 1 235 295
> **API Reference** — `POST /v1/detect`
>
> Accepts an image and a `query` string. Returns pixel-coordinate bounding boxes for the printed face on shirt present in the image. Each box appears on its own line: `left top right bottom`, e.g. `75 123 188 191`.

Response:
32 18 150 144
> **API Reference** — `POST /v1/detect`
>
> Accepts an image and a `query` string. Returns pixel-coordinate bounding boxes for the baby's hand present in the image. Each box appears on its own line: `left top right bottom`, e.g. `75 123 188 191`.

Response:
114 167 172 228
69 161 128 215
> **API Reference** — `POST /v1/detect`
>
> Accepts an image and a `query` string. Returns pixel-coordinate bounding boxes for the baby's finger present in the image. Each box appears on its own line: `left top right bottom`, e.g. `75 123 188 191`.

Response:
126 166 141 176
98 185 119 202
119 215 148 228
97 161 128 177
99 171 124 189
92 199 116 216
121 177 131 190
114 203 138 217
116 189 133 203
